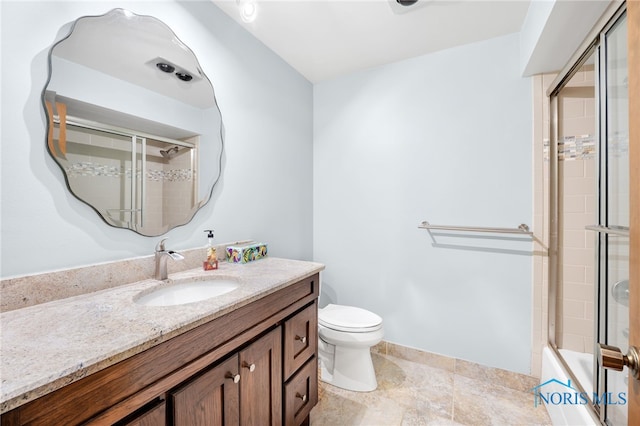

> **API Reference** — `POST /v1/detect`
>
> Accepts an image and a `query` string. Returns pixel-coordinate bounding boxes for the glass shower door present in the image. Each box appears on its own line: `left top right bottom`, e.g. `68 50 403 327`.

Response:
595 10 629 426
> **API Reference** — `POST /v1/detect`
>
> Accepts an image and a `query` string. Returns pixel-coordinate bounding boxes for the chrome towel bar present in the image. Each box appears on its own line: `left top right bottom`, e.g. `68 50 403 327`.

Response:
418 221 532 235
585 225 630 236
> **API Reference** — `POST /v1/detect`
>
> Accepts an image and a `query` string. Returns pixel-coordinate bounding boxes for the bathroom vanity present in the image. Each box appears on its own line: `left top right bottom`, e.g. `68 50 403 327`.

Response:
0 258 322 425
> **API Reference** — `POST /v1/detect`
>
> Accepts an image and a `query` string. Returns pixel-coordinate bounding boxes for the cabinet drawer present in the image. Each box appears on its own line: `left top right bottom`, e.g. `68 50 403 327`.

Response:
284 357 318 426
283 302 317 380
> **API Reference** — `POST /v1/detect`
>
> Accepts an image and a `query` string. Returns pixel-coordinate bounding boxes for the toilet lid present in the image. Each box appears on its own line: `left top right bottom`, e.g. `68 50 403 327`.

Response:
319 304 382 333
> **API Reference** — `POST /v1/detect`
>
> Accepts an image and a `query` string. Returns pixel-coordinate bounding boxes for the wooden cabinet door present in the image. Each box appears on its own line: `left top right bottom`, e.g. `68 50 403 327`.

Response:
119 400 167 426
239 328 282 426
170 354 240 426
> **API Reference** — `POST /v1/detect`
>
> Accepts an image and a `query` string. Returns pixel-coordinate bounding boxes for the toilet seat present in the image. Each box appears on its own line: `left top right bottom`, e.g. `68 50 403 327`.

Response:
319 304 382 333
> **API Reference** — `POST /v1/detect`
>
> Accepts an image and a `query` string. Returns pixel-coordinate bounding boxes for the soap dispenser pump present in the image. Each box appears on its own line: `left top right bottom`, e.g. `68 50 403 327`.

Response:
203 229 218 270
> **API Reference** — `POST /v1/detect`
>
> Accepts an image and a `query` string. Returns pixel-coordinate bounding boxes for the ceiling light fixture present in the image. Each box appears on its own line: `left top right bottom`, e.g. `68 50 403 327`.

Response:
238 0 258 23
156 62 175 73
175 72 193 82
155 61 194 83
388 0 429 14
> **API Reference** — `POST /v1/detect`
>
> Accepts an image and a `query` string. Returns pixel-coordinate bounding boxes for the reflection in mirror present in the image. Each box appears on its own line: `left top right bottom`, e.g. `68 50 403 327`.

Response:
44 9 223 236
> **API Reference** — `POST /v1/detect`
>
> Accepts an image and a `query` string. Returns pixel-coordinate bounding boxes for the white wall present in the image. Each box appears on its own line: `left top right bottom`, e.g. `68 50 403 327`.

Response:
2 0 537 375
0 1 313 278
313 34 533 374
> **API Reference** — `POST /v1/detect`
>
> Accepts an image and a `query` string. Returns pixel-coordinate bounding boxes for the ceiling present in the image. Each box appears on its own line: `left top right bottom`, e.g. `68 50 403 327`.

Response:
211 0 532 82
54 9 215 109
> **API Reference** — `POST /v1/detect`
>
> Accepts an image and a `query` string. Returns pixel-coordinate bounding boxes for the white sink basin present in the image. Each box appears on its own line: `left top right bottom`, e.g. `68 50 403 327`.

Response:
136 279 239 306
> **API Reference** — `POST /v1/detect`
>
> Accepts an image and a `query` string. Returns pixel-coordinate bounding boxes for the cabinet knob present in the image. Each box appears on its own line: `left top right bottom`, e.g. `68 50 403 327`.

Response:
243 362 256 372
296 392 307 403
225 372 240 383
295 335 307 344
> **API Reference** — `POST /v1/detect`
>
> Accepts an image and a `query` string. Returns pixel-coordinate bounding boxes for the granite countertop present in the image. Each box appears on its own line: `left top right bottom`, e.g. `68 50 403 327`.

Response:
0 257 324 414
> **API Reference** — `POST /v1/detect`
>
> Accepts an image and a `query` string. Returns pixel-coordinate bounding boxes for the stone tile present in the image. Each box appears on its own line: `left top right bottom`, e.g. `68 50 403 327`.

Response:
454 359 540 393
453 375 551 426
311 348 551 426
372 353 454 421
311 385 372 425
401 409 464 426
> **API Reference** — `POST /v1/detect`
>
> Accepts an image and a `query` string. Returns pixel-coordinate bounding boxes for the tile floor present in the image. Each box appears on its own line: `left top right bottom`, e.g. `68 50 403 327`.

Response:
310 344 552 425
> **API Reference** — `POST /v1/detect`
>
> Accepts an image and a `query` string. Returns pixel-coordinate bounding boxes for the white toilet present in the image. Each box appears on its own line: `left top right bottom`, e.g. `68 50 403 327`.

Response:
317 303 384 392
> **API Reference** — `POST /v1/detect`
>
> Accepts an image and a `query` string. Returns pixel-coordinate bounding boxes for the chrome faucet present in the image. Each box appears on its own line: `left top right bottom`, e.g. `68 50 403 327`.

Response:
154 238 185 280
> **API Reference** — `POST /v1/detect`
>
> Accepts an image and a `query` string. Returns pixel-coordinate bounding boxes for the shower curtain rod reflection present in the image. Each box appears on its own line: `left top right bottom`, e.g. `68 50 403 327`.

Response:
418 221 533 235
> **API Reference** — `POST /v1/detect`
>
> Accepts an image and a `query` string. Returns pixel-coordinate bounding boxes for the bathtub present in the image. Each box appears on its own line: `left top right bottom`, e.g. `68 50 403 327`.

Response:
540 346 600 425
557 348 594 396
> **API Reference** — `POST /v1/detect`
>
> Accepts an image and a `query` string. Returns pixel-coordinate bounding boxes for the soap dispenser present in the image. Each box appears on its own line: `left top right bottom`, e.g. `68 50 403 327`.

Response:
203 229 218 270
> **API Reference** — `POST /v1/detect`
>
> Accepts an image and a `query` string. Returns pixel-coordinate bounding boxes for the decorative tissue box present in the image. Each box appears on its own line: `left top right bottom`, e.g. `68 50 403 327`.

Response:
226 242 268 264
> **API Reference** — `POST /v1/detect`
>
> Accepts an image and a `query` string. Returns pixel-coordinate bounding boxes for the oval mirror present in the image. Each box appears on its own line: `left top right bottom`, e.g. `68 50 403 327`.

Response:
44 9 224 236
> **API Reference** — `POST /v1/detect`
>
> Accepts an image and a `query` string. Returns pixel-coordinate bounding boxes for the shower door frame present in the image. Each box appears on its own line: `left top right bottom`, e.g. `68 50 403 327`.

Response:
57 117 197 232
547 2 632 423
626 1 639 422
594 8 630 424
547 42 600 418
